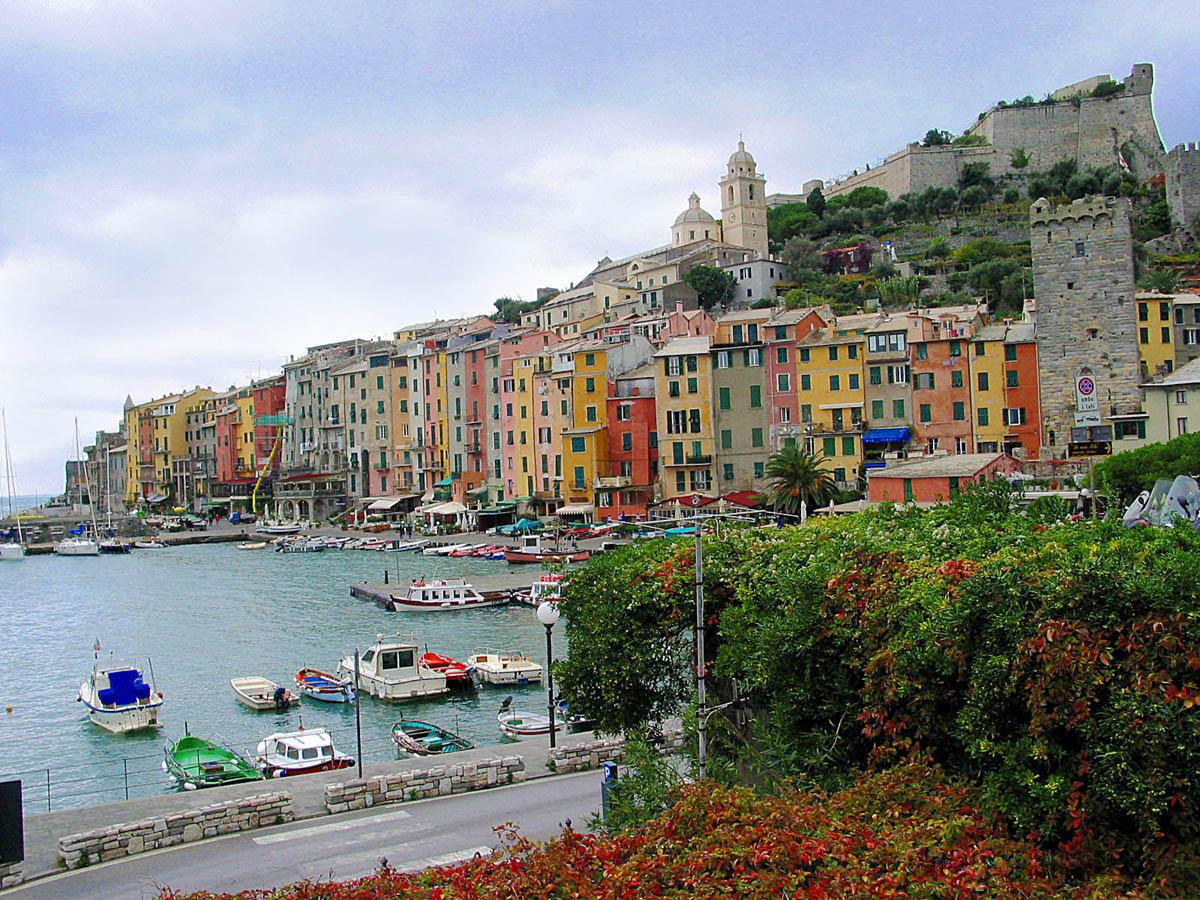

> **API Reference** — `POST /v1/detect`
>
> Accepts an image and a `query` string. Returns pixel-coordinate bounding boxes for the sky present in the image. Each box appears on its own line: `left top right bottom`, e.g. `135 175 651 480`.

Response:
1 0 1197 493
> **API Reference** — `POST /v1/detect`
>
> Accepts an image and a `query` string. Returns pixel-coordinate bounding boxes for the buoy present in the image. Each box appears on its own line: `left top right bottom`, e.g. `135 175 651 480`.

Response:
4 705 12 714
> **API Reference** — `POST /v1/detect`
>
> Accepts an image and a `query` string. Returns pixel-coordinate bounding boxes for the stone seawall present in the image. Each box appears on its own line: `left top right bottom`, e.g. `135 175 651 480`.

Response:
547 728 686 773
0 860 23 889
57 792 293 869
324 756 525 813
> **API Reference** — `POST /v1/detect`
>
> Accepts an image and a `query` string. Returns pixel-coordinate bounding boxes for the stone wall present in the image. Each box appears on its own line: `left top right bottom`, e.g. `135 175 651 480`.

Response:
546 728 686 773
57 792 293 869
1166 142 1200 242
323 756 525 813
0 860 23 889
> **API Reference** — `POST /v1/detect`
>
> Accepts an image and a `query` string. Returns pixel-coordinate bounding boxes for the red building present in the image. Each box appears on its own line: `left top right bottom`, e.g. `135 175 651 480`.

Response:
868 452 1021 504
251 377 287 477
909 314 977 455
1001 325 1042 459
764 306 829 448
597 365 658 519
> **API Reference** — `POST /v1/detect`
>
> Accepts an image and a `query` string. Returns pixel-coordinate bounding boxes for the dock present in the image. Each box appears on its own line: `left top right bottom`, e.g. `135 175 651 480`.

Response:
21 530 253 555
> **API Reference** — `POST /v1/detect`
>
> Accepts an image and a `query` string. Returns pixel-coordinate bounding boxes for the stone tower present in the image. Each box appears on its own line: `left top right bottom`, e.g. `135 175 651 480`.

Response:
1030 196 1139 457
719 140 768 259
1166 142 1200 243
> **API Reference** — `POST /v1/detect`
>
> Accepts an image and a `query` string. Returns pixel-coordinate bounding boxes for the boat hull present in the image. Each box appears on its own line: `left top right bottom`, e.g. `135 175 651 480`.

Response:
498 712 561 737
503 549 590 564
80 697 164 733
392 720 474 755
296 669 356 703
262 757 354 778
99 541 131 554
164 737 262 789
56 540 100 556
345 671 450 702
0 543 25 560
231 678 299 711
386 594 508 612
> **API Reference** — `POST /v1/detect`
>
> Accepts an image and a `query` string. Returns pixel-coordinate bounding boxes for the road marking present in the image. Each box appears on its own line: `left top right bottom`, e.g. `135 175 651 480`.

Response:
254 809 413 844
394 845 494 872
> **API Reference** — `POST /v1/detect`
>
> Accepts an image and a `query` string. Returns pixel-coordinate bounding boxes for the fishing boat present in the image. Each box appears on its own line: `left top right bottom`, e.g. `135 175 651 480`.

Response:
78 650 164 733
134 540 168 549
163 734 262 789
338 633 448 701
98 537 131 554
514 573 565 606
503 535 590 565
258 523 302 535
295 667 356 703
419 651 476 688
391 720 474 756
231 676 299 711
468 650 543 686
386 577 507 612
238 541 268 550
1 410 25 560
255 727 354 777
497 696 561 737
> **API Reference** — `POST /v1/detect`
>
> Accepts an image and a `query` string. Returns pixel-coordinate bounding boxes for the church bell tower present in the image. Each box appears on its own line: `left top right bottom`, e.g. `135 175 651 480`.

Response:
719 139 769 259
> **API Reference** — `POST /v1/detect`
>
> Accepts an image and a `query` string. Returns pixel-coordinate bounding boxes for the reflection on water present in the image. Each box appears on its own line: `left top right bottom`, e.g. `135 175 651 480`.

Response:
0 544 559 809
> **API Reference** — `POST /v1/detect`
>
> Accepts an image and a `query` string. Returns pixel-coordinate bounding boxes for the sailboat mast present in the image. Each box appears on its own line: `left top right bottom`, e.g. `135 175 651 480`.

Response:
77 418 99 538
2 409 22 543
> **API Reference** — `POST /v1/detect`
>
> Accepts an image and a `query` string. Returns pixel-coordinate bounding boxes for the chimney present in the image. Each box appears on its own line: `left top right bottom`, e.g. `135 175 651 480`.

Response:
675 300 684 314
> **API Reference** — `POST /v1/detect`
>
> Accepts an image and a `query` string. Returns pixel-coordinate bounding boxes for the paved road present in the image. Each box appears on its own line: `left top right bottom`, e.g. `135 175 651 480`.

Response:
10 771 602 899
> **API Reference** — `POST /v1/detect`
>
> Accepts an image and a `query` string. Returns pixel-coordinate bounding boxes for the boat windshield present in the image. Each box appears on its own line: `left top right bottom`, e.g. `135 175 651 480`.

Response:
302 748 318 760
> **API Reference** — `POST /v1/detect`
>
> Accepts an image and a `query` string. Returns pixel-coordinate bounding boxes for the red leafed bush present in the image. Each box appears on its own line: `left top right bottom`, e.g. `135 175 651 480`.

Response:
164 766 1130 899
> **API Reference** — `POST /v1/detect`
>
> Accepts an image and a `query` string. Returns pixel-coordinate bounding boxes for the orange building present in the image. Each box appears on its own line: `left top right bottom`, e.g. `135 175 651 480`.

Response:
868 453 1021 503
909 317 975 455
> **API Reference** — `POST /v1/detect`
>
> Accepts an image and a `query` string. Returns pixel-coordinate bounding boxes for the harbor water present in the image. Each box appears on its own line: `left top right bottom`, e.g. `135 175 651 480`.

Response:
0 543 561 812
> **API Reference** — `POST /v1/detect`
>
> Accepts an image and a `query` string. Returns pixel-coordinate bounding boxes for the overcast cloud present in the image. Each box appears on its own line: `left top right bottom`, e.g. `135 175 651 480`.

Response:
1 0 1196 492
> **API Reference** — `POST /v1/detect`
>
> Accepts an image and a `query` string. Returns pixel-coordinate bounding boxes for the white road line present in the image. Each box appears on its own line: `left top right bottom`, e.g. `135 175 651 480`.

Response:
394 845 494 872
253 809 413 844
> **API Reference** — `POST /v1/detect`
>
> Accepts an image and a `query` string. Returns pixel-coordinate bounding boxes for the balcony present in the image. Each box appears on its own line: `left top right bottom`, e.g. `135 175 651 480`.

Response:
594 474 632 489
466 443 482 455
685 453 712 464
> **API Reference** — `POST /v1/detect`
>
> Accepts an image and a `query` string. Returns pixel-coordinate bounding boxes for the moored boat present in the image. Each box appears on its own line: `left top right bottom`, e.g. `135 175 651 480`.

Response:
386 577 507 612
258 523 302 535
238 541 268 550
231 676 299 711
419 651 476 688
338 633 448 701
503 535 590 565
295 667 356 703
515 573 565 605
56 534 100 556
255 727 354 777
78 653 164 733
163 734 262 789
98 538 131 554
497 696 561 737
391 720 474 756
468 650 543 686
133 540 167 549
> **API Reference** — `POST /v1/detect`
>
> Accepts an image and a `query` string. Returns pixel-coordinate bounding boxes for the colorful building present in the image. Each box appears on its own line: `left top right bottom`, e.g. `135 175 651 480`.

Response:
655 336 715 500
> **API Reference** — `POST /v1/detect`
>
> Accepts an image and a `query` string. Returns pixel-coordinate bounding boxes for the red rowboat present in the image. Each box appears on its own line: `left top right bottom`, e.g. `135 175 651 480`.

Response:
420 651 475 687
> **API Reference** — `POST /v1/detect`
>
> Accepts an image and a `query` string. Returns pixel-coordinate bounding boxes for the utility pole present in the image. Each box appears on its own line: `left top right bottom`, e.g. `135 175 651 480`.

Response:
694 523 707 779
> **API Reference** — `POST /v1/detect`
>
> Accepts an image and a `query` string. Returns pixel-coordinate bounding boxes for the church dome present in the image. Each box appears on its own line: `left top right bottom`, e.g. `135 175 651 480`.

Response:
674 192 715 225
728 139 755 167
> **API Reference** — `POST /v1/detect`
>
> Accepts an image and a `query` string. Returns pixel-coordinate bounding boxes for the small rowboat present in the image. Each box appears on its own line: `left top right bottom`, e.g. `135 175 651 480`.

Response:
231 676 299 711
391 720 474 756
420 651 475 688
497 696 561 737
163 735 262 790
296 667 356 703
238 541 268 550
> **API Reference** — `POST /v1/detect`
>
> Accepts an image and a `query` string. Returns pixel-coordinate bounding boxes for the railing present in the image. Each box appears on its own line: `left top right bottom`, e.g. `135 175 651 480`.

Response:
685 453 713 464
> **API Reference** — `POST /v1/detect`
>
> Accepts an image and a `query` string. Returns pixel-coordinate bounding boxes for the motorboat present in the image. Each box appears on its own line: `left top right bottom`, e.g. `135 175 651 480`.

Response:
163 735 262 790
98 538 131 554
255 727 354 777
388 539 428 552
468 650 543 686
504 535 590 565
497 696 561 737
238 541 268 550
391 720 474 756
338 633 449 701
133 540 168 549
419 651 476 688
277 537 325 553
295 667 356 703
56 534 100 556
386 577 507 612
0 542 22 561
78 656 164 733
258 523 302 535
231 676 299 711
515 573 565 605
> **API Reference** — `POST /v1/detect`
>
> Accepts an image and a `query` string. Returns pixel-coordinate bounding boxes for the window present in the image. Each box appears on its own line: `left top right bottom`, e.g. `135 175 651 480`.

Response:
377 400 385 414
720 430 732 450
776 346 788 364
669 381 680 398
686 355 698 373
723 463 734 481
1176 390 1188 404
1163 326 1172 343
777 373 790 391
622 432 633 451
887 365 909 384
892 399 905 419
977 407 989 426
574 466 585 489
800 348 810 362
829 346 839 362
829 375 841 392
1006 370 1019 388
953 401 965 421
1139 302 1149 322
716 350 731 369
1004 407 1027 426
869 366 881 385
570 437 585 453
744 348 762 367
1074 241 1085 257
801 404 812 422
1140 327 1149 345
749 386 762 408
754 461 765 478
916 343 927 360
1004 344 1017 361
919 403 931 424
1179 417 1189 435
751 428 763 448
823 437 836 457
689 409 701 433
585 377 595 392
949 340 961 357
779 406 791 423
951 370 963 388
914 373 935 390
849 373 860 390
687 377 698 394
800 374 811 391
848 344 858 359
842 436 854 456
871 399 884 419
977 372 989 391
719 387 731 409
1116 420 1146 439
775 326 787 340
666 357 682 376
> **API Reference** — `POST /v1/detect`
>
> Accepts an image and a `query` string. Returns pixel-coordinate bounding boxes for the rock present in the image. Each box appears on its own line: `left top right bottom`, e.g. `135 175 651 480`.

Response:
182 823 203 843
126 835 145 855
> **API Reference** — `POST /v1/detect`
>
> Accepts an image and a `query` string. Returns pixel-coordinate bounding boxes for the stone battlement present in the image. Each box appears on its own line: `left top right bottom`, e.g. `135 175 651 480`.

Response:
1029 195 1128 226
1171 142 1200 155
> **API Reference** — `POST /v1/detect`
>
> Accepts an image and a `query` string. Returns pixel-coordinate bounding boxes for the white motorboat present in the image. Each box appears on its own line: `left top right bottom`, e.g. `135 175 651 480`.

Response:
387 577 507 612
338 633 448 701
468 650 543 686
259 523 302 535
515 573 565 605
0 543 23 561
255 728 354 777
78 653 164 733
231 676 299 711
133 540 168 549
385 539 427 552
56 535 100 556
421 544 447 556
238 541 268 550
0 409 25 560
497 696 561 737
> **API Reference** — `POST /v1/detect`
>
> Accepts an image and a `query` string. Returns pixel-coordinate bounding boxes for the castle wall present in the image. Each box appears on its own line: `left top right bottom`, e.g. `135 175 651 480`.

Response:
1166 142 1200 236
1030 197 1140 457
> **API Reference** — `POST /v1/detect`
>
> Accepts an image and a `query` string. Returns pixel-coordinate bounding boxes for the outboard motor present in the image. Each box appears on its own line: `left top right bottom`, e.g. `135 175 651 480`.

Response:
500 695 513 714
273 686 288 710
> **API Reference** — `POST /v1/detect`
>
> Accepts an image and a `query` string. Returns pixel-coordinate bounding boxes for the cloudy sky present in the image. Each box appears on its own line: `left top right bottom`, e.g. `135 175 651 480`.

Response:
1 0 1196 493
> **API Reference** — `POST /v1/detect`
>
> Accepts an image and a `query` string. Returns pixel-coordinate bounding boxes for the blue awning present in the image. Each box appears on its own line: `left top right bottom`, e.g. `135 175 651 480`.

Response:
863 460 887 469
861 427 910 445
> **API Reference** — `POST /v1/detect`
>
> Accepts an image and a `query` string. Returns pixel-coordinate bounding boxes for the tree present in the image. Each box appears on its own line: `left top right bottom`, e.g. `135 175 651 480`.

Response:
767 203 819 246
764 444 833 515
878 276 925 308
922 129 952 147
492 296 539 324
925 237 952 260
682 265 736 310
806 185 826 218
1009 147 1030 169
780 237 823 273
1142 268 1180 294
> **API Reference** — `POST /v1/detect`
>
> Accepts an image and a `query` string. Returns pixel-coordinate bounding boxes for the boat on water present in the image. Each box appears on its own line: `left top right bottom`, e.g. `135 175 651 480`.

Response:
258 523 302 535
56 534 100 556
497 696 561 737
78 652 164 733
163 734 262 789
277 539 324 553
231 676 300 711
515 573 565 605
0 541 22 561
255 727 354 777
385 539 428 552
133 540 168 549
295 667 356 703
1 410 26 560
503 535 590 565
391 720 474 756
338 633 448 701
468 650 543 686
386 577 507 612
238 541 268 550
98 538 131 554
420 651 476 688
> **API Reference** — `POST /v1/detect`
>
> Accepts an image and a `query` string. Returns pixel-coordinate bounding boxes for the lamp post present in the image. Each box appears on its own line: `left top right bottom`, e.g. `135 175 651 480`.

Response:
536 601 560 748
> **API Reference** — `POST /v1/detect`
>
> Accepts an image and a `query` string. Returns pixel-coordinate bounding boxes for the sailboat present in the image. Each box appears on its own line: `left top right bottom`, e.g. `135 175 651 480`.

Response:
98 444 130 554
0 409 25 560
55 419 100 557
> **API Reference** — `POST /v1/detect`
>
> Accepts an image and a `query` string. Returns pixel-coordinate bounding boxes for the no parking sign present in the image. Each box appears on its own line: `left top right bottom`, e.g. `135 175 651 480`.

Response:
1074 369 1101 426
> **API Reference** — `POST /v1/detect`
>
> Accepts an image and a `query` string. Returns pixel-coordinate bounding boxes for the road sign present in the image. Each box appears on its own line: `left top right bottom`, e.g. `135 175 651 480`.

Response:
1074 369 1101 427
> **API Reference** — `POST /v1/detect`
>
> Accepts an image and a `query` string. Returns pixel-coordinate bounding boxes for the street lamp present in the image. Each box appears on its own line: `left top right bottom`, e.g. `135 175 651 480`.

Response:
536 601 560 748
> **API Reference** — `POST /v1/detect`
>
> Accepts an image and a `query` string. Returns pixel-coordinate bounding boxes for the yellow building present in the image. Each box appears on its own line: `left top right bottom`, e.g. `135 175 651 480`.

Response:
1137 292 1175 378
653 336 715 499
794 328 867 487
511 354 542 500
968 326 1007 452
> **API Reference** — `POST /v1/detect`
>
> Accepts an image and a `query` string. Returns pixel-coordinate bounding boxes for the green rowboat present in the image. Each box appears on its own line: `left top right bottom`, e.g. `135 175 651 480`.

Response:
391 720 474 756
163 735 263 789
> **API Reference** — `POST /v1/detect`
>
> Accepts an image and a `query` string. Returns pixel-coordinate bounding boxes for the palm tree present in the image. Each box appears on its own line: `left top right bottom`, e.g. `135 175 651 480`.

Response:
764 444 834 516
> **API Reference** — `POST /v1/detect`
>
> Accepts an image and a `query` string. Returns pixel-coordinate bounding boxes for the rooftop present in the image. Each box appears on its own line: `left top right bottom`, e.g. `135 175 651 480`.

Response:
654 336 712 358
871 453 1012 479
1145 356 1200 388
